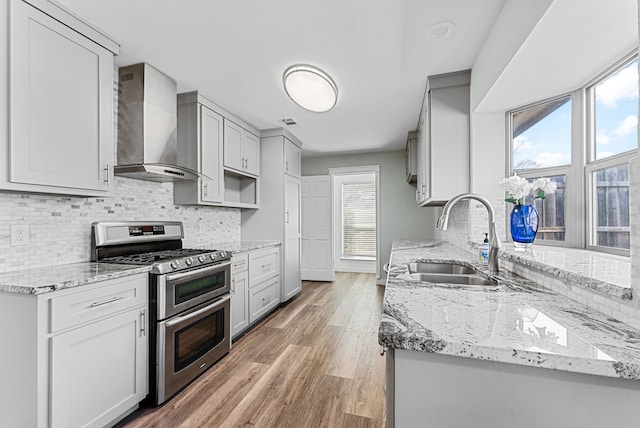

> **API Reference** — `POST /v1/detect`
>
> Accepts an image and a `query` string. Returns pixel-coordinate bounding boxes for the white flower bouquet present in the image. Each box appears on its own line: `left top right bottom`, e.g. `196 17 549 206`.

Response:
499 173 557 206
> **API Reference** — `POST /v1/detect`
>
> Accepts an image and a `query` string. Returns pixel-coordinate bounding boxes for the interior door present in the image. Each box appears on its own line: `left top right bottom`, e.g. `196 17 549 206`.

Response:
301 175 334 281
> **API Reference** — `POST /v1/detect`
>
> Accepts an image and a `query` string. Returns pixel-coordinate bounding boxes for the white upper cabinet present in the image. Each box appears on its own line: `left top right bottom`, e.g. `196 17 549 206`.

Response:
1 0 118 196
200 106 224 202
175 92 259 208
175 95 224 205
416 70 471 206
224 119 260 177
283 138 302 177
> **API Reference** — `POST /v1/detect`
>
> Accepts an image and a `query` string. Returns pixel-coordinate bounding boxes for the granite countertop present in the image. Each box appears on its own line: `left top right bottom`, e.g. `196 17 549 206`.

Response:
379 240 640 381
211 240 281 254
0 263 151 295
498 244 632 300
0 241 280 295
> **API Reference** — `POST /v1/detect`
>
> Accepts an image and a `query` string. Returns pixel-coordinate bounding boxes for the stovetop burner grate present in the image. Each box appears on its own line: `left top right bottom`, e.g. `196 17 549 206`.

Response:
102 248 212 265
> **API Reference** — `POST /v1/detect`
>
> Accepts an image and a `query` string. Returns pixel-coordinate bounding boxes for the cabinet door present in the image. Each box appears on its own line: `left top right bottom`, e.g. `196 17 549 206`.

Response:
243 132 260 176
223 119 244 171
283 139 301 177
231 269 249 338
416 104 428 204
9 0 113 192
200 105 224 203
284 175 301 300
50 308 147 428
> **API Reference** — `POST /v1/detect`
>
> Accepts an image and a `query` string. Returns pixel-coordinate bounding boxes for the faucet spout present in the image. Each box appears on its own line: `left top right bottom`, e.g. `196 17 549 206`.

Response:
436 193 502 274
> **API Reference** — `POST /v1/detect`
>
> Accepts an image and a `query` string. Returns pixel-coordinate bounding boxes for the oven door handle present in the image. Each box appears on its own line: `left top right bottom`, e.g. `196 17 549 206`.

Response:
164 260 231 284
165 294 231 328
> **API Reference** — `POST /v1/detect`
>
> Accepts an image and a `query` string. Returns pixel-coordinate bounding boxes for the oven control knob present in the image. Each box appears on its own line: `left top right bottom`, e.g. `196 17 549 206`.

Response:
210 253 217 261
185 257 193 266
170 261 179 270
198 255 205 263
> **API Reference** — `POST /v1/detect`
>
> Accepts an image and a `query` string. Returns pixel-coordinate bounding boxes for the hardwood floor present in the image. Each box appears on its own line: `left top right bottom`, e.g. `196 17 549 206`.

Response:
119 272 386 428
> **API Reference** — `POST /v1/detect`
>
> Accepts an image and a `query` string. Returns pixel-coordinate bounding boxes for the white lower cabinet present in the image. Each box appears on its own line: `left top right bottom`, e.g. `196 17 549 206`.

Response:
0 273 148 428
248 246 281 324
231 246 281 333
249 246 280 285
249 274 280 324
231 254 250 339
50 308 146 428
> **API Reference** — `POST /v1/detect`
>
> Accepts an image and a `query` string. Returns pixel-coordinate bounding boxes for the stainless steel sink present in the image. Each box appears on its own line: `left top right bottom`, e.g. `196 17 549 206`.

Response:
410 273 497 286
407 262 476 275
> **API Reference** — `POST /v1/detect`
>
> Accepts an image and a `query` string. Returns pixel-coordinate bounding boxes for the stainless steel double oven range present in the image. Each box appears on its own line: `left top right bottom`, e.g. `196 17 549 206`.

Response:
92 221 231 405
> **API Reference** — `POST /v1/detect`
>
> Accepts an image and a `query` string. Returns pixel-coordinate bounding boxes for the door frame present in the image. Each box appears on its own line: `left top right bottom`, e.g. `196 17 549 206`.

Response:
328 165 381 279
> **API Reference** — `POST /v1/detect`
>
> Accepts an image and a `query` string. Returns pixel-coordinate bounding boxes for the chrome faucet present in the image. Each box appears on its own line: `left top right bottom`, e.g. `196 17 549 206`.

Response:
436 193 502 274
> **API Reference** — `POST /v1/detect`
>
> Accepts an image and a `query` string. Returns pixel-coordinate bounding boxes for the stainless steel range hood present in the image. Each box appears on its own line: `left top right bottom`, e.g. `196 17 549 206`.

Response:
115 63 199 182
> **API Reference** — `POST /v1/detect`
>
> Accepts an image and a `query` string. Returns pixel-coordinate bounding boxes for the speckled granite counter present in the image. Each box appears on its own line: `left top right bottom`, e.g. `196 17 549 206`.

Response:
0 241 280 295
379 240 640 381
498 244 632 300
0 263 151 295
211 240 281 254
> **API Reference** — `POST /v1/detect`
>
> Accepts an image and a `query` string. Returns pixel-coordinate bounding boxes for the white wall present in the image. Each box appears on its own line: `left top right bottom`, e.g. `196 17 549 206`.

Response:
470 0 553 113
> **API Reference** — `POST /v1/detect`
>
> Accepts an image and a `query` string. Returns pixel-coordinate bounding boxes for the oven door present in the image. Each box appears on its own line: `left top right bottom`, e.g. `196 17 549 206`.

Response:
156 294 230 404
157 260 231 319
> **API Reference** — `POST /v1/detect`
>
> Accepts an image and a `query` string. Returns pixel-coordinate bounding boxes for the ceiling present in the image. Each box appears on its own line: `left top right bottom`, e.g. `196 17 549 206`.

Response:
56 0 505 157
477 0 639 113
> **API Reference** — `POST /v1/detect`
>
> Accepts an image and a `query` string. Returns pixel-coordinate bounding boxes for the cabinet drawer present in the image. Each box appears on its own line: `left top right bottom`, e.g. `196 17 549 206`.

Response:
249 275 280 324
249 247 280 287
231 253 249 275
49 274 147 333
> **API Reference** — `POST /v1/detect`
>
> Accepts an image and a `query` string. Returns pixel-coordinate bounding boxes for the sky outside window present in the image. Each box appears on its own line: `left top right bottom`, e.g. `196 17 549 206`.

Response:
594 59 639 160
512 97 572 170
513 59 638 170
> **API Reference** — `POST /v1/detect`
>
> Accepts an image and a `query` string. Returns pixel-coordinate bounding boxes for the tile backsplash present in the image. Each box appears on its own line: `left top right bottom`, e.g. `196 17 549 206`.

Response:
0 178 240 273
440 197 508 248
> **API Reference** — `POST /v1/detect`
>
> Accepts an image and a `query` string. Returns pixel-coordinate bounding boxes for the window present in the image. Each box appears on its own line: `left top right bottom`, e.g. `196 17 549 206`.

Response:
512 95 572 169
509 53 638 255
511 96 572 245
341 181 376 259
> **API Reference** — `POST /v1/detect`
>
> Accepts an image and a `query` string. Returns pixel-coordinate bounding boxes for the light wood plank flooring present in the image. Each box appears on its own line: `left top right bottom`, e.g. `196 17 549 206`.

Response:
119 272 386 428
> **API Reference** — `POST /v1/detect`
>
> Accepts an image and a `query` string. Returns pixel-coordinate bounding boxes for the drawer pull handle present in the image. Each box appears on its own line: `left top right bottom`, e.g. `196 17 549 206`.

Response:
89 295 125 308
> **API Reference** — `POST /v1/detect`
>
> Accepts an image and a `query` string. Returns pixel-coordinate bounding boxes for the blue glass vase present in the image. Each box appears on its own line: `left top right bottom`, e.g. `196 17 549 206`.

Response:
510 204 539 249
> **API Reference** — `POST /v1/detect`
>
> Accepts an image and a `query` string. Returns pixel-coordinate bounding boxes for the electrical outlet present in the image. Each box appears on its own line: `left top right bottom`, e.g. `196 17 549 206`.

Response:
10 224 30 246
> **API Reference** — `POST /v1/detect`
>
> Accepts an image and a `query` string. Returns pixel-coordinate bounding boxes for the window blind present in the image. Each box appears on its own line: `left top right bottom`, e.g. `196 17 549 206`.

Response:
342 182 376 258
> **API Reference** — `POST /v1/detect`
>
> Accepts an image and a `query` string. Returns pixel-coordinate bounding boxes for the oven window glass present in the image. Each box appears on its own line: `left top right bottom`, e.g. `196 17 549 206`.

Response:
174 309 225 372
175 270 226 305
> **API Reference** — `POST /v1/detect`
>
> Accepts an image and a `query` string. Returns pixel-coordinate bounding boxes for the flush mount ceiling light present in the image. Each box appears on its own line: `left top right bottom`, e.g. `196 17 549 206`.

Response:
283 64 338 113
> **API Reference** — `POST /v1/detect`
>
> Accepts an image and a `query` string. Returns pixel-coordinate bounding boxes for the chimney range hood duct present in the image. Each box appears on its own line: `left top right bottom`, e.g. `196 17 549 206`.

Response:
115 63 200 182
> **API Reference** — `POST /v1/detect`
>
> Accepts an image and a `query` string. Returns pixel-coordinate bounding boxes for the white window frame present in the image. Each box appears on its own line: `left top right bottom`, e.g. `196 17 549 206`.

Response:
506 91 585 249
506 51 637 256
329 165 381 277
